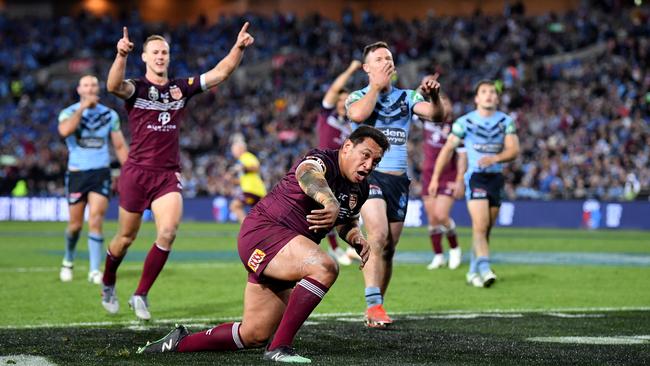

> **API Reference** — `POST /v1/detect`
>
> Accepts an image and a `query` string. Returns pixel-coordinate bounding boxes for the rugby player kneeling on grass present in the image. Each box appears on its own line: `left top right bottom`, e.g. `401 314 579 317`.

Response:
137 125 389 363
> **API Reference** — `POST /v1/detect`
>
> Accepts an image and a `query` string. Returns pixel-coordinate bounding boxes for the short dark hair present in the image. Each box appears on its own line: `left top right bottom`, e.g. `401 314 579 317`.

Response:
348 125 390 153
363 41 390 62
474 79 496 95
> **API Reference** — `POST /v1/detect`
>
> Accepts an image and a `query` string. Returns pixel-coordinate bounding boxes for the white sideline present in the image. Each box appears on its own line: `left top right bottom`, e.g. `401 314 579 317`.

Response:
2 306 649 330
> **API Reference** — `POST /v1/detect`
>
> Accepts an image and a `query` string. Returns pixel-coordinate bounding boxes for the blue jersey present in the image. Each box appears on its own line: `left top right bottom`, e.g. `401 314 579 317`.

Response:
58 103 121 171
345 86 425 173
452 110 516 175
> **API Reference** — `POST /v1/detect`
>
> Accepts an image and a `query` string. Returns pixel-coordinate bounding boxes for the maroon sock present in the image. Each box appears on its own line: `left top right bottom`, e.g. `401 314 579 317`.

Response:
447 229 459 249
102 250 124 286
177 322 244 352
429 226 444 254
327 232 338 250
134 243 170 296
268 277 328 350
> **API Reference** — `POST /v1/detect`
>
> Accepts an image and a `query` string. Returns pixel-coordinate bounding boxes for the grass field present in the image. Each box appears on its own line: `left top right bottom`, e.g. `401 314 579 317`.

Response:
1 222 649 365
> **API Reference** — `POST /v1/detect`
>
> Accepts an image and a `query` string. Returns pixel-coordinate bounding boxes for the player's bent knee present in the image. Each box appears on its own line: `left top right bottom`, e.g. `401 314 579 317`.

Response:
240 328 271 348
308 256 338 287
156 227 177 246
67 224 83 235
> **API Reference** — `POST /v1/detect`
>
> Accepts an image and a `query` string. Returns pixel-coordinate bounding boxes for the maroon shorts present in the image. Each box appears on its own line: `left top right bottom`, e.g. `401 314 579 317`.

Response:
236 191 262 207
421 168 457 198
237 210 299 289
118 164 182 213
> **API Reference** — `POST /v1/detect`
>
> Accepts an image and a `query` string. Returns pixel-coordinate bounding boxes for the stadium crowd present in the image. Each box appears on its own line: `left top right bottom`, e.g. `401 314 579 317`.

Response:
1 1 648 201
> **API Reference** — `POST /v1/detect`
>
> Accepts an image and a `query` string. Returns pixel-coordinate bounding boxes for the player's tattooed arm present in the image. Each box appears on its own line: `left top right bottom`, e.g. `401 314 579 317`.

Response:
337 220 370 268
297 160 340 231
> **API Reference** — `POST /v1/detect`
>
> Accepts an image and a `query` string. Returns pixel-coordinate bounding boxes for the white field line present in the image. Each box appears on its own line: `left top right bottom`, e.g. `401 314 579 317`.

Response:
0 356 56 366
2 306 650 330
0 262 237 273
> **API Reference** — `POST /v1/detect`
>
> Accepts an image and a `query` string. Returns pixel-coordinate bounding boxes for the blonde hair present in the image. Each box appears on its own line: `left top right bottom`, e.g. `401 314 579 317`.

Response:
143 35 168 51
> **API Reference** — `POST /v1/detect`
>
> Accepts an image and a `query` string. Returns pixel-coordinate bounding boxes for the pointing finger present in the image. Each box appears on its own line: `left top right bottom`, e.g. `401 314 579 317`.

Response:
123 26 129 40
431 72 440 81
240 22 250 35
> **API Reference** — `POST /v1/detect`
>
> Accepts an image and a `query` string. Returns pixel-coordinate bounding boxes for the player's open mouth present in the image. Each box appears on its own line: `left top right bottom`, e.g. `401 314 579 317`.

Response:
357 171 368 177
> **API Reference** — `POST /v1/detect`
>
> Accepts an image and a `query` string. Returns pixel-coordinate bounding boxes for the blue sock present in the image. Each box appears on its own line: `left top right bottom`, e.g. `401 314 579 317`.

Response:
476 256 491 276
365 287 383 308
64 230 81 263
88 233 104 272
469 251 478 274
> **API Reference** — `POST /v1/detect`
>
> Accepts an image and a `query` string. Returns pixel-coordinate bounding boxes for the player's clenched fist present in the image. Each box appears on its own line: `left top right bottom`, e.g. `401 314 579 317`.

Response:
235 22 254 49
117 26 134 57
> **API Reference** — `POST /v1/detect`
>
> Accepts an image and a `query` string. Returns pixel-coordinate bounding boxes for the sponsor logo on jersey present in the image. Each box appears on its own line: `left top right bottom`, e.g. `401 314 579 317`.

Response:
400 100 408 114
148 86 159 101
170 85 183 100
473 143 503 154
349 193 358 209
247 248 266 272
188 77 194 85
158 111 171 125
380 127 407 145
77 137 105 149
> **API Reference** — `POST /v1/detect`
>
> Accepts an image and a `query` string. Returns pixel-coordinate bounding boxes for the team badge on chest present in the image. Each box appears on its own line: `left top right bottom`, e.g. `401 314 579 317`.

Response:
148 86 159 101
170 85 183 100
349 193 358 210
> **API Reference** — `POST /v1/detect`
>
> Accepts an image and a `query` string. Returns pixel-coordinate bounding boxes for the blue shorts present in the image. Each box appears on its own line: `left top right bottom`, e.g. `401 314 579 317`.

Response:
65 168 111 205
465 172 504 207
367 170 411 222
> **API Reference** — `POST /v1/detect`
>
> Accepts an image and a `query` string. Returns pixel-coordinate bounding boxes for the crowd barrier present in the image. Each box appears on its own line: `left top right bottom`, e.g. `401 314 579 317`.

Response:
1 196 648 230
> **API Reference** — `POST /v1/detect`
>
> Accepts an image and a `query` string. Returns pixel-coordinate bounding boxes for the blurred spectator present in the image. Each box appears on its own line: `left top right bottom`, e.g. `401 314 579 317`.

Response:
0 3 649 201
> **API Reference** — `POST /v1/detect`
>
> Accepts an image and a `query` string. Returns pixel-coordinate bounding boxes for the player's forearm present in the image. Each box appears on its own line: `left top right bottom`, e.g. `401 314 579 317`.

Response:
296 165 338 207
495 137 520 163
330 67 356 94
339 224 364 246
57 110 84 137
432 145 454 182
115 145 129 165
427 96 444 122
347 88 379 122
455 152 467 182
107 55 128 94
204 46 244 89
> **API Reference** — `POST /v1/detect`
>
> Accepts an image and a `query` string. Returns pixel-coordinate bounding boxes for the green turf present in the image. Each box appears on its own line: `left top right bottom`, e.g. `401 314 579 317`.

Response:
0 222 649 364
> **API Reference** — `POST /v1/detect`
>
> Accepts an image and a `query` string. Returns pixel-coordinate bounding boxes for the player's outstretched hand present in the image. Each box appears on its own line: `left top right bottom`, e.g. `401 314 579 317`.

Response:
117 26 134 57
420 73 441 100
235 22 255 49
306 200 340 231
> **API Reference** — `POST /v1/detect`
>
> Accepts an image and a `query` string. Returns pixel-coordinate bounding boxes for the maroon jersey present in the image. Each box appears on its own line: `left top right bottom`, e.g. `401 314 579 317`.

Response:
124 76 204 170
422 121 462 182
252 149 368 243
317 105 351 149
